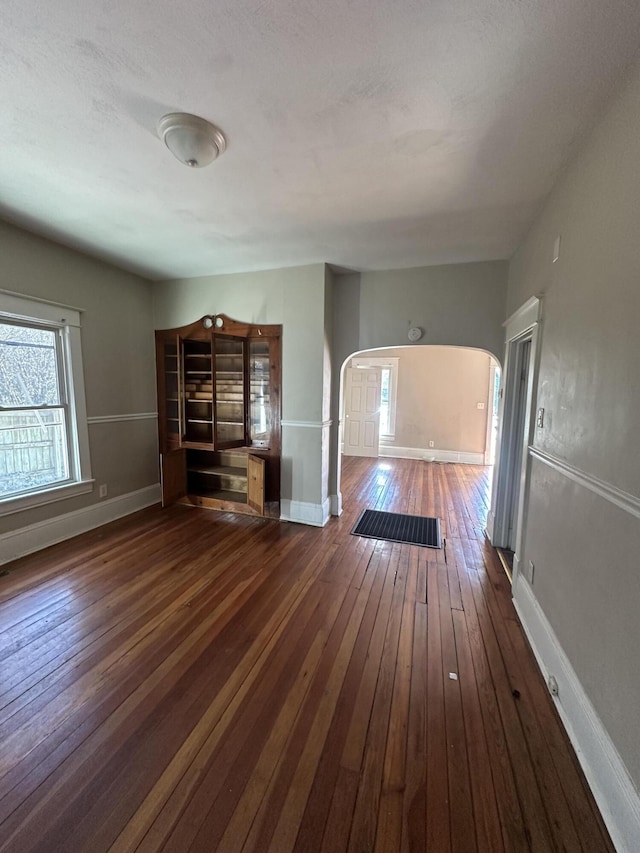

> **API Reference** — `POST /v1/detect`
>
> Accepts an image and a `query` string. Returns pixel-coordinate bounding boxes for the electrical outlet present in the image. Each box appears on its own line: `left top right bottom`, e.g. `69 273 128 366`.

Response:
548 675 559 697
428 440 435 448
99 484 108 499
476 401 485 410
528 560 535 584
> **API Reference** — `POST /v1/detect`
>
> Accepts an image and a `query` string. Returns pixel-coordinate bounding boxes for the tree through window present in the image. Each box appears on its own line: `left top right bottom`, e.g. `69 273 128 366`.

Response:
0 321 71 497
0 293 92 513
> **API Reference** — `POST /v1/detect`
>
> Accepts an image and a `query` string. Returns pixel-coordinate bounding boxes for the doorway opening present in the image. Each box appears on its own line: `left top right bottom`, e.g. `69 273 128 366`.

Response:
336 345 501 513
487 296 542 587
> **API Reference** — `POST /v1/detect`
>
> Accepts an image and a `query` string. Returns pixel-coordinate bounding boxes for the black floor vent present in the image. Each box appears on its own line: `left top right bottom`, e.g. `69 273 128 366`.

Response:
351 509 442 549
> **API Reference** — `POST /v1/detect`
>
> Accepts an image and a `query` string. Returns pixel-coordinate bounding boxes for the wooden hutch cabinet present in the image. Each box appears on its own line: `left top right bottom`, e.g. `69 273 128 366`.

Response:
155 314 281 516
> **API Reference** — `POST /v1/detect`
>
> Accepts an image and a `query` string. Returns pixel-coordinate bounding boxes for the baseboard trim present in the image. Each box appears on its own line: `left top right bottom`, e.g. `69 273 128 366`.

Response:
513 576 640 853
330 493 343 516
280 499 331 527
486 508 496 541
1 484 161 565
379 445 485 465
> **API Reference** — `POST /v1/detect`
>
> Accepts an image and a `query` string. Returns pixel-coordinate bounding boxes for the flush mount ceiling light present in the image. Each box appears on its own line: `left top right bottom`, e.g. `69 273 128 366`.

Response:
157 112 226 168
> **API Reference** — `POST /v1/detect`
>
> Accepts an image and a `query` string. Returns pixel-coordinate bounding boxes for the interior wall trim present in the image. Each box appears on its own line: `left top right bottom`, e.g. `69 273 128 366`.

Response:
529 446 640 520
514 576 640 853
379 445 485 465
0 484 161 565
280 498 331 527
281 420 332 429
502 294 543 337
329 493 343 517
87 413 158 424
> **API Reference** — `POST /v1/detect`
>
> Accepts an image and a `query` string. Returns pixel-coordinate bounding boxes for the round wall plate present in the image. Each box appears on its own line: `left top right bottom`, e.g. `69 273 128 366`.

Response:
408 326 423 342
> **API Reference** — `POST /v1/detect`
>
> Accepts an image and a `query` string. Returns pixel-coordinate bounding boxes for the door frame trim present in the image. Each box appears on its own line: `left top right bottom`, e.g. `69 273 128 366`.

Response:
487 296 543 585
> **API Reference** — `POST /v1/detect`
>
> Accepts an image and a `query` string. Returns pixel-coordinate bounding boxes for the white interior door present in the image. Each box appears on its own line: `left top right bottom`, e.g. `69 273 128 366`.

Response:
343 367 382 457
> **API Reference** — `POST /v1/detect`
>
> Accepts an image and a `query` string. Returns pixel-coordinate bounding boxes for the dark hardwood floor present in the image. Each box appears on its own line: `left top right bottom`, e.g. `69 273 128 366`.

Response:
0 457 613 852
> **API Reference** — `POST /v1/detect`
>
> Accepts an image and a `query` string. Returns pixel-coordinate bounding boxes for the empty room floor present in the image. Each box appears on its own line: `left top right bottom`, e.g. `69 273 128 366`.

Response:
0 457 613 852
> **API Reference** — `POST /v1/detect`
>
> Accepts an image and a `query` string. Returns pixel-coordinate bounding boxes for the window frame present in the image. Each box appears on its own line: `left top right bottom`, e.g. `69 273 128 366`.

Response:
0 291 93 516
350 355 399 438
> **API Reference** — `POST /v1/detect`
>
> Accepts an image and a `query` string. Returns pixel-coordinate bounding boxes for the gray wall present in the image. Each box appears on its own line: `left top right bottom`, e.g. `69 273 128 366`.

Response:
0 220 158 537
508 61 640 788
331 262 507 497
155 261 507 512
358 261 508 360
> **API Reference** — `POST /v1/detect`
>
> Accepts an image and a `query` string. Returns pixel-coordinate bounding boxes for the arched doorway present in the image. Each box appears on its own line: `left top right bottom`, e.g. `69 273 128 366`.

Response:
334 344 501 514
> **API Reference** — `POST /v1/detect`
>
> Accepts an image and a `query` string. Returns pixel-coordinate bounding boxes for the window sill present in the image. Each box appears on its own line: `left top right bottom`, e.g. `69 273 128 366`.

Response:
0 479 96 517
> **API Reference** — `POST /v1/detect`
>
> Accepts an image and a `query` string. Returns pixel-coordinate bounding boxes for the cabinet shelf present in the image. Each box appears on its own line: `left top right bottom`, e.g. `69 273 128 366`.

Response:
188 464 246 479
156 316 281 511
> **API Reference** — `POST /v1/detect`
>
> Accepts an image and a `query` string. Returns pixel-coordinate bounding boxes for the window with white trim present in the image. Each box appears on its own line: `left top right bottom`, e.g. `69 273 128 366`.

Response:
0 292 93 514
351 356 399 438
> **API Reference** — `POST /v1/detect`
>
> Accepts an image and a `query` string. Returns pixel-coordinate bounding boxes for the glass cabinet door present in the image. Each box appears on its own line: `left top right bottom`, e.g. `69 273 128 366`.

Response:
182 338 213 444
214 335 246 446
162 339 180 449
249 339 272 447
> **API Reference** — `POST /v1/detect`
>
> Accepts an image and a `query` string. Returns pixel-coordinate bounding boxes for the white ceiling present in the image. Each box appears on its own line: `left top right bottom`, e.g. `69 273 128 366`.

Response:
2 0 640 280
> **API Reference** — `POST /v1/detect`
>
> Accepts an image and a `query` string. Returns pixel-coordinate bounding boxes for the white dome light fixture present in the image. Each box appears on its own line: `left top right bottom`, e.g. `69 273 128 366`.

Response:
157 112 226 168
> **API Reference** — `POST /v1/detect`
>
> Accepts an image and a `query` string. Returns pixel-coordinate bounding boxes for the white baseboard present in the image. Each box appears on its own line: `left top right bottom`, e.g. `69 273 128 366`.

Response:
513 576 640 853
280 498 331 527
379 445 485 465
330 493 343 517
1 484 161 565
486 509 496 541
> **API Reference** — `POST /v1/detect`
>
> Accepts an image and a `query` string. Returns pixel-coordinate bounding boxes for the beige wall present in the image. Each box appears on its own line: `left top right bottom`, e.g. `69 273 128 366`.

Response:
356 346 492 454
507 59 640 792
0 220 158 539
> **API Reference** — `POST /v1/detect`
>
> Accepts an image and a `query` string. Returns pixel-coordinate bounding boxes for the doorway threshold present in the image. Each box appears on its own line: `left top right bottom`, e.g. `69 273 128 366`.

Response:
496 547 514 584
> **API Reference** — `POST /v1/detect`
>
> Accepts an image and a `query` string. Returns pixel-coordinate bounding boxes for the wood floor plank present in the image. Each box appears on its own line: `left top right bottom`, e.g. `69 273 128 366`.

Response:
425 561 451 852
0 458 615 853
374 549 416 853
451 608 505 853
438 567 477 853
289 549 390 852
347 546 409 853
236 547 381 853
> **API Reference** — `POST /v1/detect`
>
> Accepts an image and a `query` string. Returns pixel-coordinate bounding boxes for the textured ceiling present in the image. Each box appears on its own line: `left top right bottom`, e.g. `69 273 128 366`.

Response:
2 0 640 280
